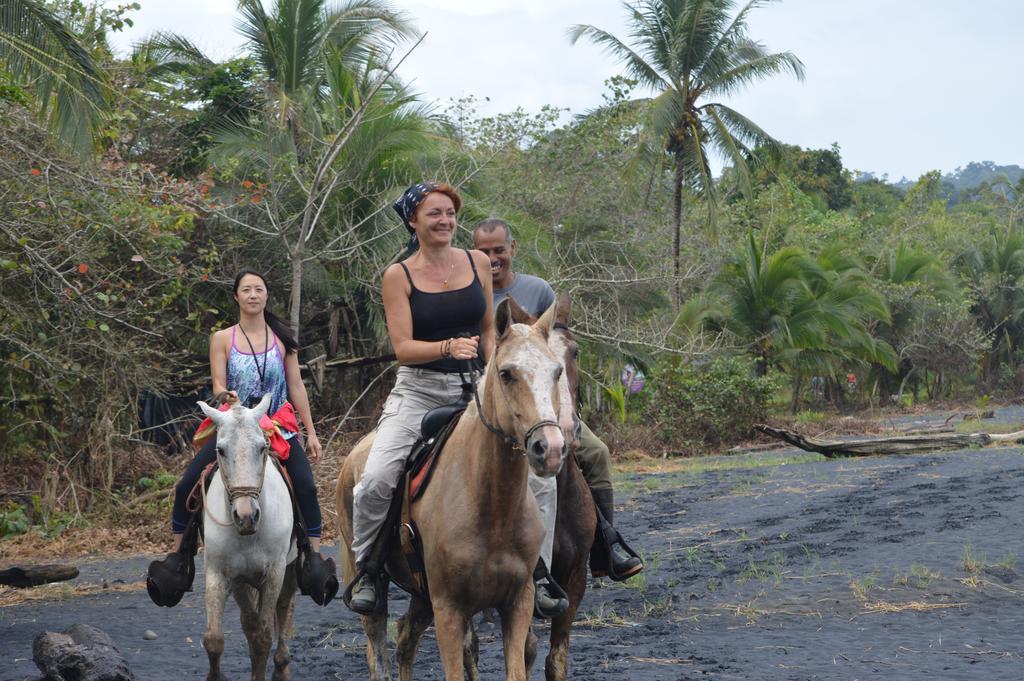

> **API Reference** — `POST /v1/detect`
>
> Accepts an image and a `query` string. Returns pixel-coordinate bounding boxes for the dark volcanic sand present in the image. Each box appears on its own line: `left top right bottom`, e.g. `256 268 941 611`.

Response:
4 438 1024 680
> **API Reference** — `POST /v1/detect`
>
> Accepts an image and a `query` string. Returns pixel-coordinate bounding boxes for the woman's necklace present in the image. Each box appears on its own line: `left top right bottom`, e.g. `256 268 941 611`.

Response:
424 250 456 289
441 253 455 289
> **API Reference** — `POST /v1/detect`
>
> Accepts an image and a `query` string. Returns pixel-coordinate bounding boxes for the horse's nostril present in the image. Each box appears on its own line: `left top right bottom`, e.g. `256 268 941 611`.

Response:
253 508 260 524
531 439 547 458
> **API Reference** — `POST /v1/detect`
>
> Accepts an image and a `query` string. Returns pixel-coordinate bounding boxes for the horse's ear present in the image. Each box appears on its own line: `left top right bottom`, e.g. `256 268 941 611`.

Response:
496 297 531 339
554 293 571 328
535 300 557 339
197 400 223 424
495 298 513 339
251 393 272 419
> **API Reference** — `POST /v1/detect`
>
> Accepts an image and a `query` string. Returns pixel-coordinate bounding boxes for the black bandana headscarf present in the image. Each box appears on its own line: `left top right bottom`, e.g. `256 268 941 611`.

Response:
393 182 438 250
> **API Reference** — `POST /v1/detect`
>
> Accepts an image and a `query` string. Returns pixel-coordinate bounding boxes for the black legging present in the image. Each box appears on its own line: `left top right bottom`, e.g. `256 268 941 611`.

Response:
172 435 322 537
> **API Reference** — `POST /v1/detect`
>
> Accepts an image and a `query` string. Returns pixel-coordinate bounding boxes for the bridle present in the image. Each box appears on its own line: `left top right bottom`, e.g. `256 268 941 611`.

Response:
458 359 559 456
203 441 271 527
222 442 270 502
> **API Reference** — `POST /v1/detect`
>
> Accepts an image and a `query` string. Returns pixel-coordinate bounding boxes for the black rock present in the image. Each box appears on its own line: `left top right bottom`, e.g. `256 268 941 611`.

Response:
32 623 134 681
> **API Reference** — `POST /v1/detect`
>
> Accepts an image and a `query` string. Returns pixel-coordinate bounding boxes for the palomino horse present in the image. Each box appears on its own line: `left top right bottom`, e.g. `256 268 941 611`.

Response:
197 395 298 681
471 295 597 681
336 298 567 681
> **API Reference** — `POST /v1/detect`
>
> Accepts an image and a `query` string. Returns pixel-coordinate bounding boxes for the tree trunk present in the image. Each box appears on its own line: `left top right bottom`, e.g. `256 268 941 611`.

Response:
672 159 684 311
289 247 303 338
756 424 1024 458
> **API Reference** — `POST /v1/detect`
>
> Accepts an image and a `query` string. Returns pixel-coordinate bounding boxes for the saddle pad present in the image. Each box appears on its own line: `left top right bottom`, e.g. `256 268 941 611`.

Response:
408 409 464 501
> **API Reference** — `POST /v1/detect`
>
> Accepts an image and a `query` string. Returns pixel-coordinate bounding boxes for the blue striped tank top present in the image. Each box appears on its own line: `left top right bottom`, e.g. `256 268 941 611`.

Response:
227 325 291 437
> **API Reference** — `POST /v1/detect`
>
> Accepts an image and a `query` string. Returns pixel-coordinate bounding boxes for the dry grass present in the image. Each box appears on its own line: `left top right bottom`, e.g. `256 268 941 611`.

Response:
0 580 146 607
862 600 965 614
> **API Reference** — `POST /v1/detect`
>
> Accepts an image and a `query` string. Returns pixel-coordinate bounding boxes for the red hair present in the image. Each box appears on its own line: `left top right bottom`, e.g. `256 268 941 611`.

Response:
418 182 462 216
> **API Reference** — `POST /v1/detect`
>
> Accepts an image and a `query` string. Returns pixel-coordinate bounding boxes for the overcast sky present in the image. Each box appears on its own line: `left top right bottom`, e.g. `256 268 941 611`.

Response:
107 0 1023 181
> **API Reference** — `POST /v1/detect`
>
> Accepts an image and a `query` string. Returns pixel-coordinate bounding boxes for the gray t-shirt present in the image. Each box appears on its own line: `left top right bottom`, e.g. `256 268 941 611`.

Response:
493 272 556 318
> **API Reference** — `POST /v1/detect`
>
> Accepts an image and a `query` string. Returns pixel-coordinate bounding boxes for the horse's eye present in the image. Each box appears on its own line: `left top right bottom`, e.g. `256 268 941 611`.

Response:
572 347 580 359
215 447 224 457
499 369 515 384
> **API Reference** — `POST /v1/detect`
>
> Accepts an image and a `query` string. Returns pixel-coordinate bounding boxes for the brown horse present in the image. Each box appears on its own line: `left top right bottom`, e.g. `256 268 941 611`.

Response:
336 298 567 681
535 296 597 681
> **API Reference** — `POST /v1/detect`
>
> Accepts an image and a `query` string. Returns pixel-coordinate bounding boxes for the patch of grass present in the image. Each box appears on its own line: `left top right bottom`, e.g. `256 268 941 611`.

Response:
893 563 940 589
612 452 825 481
616 549 660 593
794 410 829 426
577 603 633 628
730 473 770 495
962 544 985 574
737 552 787 588
953 420 1023 435
706 577 720 592
997 551 1017 571
850 569 880 601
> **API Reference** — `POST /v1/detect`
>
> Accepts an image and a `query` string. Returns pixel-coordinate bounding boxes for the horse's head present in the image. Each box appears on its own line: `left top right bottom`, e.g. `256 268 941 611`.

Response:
197 394 272 535
487 297 567 477
547 293 582 448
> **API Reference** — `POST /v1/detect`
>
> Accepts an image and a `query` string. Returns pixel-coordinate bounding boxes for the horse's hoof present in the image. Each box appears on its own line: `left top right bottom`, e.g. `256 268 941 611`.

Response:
272 669 291 681
205 675 229 681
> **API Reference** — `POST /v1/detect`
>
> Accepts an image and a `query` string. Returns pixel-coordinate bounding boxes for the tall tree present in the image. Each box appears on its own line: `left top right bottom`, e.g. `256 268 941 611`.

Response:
570 0 804 308
141 0 423 335
0 0 107 155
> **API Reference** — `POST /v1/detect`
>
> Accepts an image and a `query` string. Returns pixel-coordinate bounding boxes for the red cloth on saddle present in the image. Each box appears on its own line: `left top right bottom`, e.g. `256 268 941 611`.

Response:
192 402 300 460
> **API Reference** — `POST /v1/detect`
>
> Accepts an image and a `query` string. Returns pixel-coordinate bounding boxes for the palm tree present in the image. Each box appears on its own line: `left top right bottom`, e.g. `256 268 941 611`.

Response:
139 0 424 333
956 225 1024 380
0 0 107 155
705 233 893 409
569 0 804 308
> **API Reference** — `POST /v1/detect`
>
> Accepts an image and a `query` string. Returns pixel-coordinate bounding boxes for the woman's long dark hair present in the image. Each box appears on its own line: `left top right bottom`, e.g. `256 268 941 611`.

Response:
232 268 299 355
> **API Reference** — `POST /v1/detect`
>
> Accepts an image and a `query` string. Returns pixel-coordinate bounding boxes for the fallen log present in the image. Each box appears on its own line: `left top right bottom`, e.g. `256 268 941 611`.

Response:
0 564 79 588
754 424 1024 458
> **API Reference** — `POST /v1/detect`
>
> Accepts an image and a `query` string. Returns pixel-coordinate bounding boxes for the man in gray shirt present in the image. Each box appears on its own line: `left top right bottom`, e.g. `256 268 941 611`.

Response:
473 218 643 583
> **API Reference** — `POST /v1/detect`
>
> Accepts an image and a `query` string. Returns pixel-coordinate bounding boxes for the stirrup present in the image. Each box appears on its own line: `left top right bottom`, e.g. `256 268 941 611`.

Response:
533 560 568 619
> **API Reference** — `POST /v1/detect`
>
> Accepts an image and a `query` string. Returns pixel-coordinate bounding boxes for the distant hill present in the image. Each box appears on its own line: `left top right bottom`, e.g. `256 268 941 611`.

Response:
856 161 1022 204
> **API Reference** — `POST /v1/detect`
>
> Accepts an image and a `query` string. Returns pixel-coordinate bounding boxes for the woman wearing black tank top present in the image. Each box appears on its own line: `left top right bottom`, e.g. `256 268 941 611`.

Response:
347 182 495 614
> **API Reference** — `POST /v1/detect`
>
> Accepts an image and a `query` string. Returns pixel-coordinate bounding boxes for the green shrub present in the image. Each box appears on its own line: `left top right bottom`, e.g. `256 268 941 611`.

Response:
0 503 29 537
647 356 779 452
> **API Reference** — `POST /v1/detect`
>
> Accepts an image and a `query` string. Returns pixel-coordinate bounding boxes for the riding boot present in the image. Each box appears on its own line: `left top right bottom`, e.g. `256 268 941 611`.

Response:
345 562 380 615
589 488 643 581
533 558 569 619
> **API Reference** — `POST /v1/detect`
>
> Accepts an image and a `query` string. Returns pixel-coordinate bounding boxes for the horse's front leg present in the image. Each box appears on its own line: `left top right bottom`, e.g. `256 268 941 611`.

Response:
236 567 284 681
272 561 298 681
432 601 468 681
361 607 392 681
396 594 433 681
499 582 534 681
463 623 481 681
203 569 230 681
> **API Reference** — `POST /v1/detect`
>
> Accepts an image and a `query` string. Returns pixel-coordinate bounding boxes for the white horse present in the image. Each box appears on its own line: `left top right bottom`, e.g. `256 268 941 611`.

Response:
197 394 298 681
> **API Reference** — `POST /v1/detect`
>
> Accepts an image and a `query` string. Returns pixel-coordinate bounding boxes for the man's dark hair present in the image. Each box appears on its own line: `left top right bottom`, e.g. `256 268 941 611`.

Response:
473 218 513 244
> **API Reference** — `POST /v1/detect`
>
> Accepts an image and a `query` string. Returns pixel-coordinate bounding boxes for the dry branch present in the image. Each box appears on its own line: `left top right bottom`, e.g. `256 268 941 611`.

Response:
755 424 1024 458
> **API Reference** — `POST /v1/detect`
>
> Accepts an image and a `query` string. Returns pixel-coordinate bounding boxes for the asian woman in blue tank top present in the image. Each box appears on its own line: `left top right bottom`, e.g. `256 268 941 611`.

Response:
165 269 324 558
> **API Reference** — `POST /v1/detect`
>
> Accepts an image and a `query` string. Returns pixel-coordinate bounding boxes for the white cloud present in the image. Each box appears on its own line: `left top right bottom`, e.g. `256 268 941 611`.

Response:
105 0 1024 180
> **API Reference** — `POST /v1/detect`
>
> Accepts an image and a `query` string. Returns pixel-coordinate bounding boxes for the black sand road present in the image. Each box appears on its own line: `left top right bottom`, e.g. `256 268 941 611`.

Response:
4 431 1024 680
